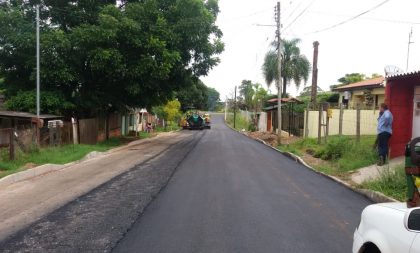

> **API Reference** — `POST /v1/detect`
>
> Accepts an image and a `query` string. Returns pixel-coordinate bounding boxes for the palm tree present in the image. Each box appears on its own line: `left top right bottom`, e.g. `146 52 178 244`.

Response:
262 38 311 97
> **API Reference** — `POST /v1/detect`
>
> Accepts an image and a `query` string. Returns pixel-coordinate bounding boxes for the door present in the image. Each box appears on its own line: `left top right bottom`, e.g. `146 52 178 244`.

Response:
413 86 420 139
410 234 420 253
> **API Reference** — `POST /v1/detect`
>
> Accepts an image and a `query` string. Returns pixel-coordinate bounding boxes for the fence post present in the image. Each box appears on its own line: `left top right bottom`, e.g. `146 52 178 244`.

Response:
9 129 14 160
318 104 322 144
305 103 309 138
339 103 344 136
356 103 361 143
326 114 329 138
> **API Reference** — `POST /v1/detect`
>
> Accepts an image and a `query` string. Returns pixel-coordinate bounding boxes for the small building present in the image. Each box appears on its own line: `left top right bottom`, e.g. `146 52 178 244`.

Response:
385 71 420 158
0 111 63 147
264 97 304 135
334 77 385 109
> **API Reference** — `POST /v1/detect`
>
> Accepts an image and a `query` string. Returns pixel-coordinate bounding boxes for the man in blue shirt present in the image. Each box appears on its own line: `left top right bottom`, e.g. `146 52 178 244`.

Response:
377 103 393 166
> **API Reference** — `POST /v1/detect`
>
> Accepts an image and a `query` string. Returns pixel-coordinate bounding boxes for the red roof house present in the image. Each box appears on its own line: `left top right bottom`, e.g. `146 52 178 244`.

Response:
385 71 420 158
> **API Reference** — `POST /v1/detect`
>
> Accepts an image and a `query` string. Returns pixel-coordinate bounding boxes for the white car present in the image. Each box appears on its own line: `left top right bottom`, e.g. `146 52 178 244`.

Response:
353 203 420 253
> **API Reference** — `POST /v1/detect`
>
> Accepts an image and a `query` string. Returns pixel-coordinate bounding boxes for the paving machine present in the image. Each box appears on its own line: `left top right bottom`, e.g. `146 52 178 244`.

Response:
203 113 211 129
405 137 420 207
186 113 205 130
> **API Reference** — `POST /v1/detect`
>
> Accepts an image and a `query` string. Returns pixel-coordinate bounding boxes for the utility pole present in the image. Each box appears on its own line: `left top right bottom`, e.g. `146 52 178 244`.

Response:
224 96 228 121
275 1 282 144
311 41 319 109
406 27 414 71
36 5 40 118
35 5 41 146
233 86 237 129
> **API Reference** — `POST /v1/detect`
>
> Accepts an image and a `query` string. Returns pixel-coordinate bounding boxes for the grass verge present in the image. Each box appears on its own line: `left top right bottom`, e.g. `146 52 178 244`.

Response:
0 137 130 178
278 135 377 176
361 166 406 201
225 114 250 131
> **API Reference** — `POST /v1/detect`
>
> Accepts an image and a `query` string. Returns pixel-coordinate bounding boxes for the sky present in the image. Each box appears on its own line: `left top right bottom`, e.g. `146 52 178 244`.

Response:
201 0 420 99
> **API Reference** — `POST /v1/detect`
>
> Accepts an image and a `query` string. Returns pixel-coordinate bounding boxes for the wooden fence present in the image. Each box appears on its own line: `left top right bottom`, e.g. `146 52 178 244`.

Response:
79 118 99 145
0 128 14 160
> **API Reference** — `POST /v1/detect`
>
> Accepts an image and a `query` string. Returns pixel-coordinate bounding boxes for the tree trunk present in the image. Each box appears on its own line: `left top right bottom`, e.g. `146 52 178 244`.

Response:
282 77 287 98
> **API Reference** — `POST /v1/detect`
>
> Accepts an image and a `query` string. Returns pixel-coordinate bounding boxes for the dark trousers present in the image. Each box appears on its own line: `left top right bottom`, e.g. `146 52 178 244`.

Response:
378 132 392 160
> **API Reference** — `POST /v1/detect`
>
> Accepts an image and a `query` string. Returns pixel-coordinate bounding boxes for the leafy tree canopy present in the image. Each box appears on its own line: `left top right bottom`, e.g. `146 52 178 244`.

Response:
206 87 220 111
262 38 311 97
330 73 382 90
0 0 224 118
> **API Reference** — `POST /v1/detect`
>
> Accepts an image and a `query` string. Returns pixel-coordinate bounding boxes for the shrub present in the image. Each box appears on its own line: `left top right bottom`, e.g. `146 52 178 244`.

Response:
315 136 351 160
248 123 257 132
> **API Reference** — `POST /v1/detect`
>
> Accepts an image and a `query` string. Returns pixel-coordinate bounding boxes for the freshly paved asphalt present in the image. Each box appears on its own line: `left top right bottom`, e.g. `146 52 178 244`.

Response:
113 114 372 253
0 114 372 252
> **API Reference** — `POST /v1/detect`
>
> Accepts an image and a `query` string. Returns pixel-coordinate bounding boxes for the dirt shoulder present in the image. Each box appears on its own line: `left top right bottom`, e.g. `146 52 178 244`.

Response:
0 130 193 242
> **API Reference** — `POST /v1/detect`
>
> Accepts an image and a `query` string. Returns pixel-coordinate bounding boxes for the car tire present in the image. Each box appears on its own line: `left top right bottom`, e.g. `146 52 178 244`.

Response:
362 243 381 253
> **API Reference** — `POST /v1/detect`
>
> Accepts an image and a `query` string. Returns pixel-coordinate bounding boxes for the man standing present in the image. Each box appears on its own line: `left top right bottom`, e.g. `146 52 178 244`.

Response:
377 103 393 166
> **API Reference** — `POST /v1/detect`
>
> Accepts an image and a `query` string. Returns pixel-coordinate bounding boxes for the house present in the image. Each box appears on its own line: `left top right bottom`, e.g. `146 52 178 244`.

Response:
334 76 385 109
385 71 420 158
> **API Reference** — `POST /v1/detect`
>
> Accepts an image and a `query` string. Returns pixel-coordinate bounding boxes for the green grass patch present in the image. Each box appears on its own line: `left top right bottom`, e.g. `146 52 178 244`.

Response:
0 137 125 178
362 166 406 201
278 135 377 175
138 131 152 139
154 121 181 132
226 114 250 131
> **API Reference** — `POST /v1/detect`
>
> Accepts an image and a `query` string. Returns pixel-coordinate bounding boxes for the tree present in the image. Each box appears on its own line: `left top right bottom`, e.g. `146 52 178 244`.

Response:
299 86 323 97
252 83 268 112
163 99 181 123
262 38 311 97
330 73 366 90
177 79 208 111
239 80 255 110
206 87 220 111
0 0 224 118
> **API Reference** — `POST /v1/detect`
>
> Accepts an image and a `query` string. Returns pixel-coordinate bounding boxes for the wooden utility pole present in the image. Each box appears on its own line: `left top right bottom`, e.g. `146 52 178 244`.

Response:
339 103 344 136
233 86 237 129
275 1 283 144
317 105 322 144
356 103 361 143
311 41 319 109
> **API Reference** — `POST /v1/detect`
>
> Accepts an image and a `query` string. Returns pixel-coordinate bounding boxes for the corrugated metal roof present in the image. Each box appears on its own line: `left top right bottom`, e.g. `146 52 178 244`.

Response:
386 70 420 80
0 111 62 119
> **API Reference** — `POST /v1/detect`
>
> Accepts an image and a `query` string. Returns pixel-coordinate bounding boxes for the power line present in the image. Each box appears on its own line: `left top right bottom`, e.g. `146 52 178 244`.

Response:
307 0 391 34
282 0 305 24
309 10 420 25
282 0 317 33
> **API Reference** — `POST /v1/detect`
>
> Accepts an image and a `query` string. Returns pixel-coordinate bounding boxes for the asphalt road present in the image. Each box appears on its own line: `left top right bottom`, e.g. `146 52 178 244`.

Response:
0 114 372 252
113 115 372 253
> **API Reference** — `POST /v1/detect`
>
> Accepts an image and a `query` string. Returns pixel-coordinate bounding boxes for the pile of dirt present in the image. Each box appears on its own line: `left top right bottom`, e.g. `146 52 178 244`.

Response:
246 131 300 147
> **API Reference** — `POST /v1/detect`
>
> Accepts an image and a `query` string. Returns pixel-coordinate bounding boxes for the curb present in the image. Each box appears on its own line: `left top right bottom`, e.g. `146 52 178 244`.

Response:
0 130 178 188
225 122 397 204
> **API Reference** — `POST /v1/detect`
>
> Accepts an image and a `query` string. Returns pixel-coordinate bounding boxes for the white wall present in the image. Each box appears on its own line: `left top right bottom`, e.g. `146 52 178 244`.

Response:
258 112 267 132
304 109 380 138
